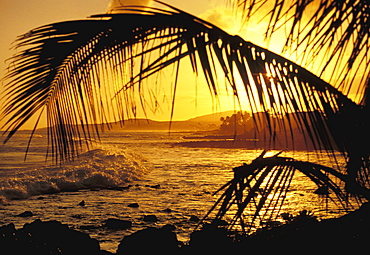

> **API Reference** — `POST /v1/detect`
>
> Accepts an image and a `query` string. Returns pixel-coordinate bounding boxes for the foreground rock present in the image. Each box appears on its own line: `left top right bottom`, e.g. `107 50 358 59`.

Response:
244 203 370 254
117 224 180 255
105 218 132 230
184 220 234 254
2 203 370 254
142 214 158 222
16 210 33 217
0 219 106 255
182 204 370 254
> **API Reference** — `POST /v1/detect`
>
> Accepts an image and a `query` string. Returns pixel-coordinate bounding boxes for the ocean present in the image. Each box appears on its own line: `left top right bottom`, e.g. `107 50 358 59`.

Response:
0 130 356 252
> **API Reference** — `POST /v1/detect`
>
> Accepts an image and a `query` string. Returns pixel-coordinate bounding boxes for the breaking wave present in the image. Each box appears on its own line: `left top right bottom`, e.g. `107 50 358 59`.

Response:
0 146 148 202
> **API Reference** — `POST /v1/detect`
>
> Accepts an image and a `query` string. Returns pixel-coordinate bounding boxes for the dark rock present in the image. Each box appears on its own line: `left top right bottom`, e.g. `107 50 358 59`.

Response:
107 187 122 191
100 251 115 255
37 196 45 200
105 218 132 230
143 215 158 222
107 186 131 191
162 224 176 231
151 184 161 189
116 224 180 255
0 223 16 235
0 223 18 252
237 204 370 254
16 211 33 217
78 200 85 206
80 225 101 231
162 208 172 213
128 203 139 208
188 221 234 253
0 219 102 255
189 215 200 222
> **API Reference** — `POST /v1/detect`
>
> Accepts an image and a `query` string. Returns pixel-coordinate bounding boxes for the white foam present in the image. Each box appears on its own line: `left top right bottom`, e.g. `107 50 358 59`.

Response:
0 146 148 202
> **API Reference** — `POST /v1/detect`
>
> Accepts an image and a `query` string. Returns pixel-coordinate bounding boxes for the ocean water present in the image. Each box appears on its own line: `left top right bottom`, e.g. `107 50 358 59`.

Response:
0 130 357 252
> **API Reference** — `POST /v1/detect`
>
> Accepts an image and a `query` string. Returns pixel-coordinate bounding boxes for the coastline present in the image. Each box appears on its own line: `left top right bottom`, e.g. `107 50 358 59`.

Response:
2 202 370 254
1 131 362 254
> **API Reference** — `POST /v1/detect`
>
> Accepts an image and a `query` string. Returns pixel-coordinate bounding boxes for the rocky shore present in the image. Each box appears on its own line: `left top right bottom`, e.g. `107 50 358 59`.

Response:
2 203 370 254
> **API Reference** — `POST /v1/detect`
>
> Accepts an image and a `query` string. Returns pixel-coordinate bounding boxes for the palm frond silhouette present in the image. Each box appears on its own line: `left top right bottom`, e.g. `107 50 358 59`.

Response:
1 0 370 231
204 151 358 233
235 0 370 100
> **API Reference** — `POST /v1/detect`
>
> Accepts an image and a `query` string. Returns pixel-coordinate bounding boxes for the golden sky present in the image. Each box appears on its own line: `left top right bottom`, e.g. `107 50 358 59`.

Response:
0 0 279 129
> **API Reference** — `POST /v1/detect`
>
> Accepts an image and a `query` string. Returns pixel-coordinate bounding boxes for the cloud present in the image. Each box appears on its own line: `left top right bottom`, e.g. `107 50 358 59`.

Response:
199 4 286 53
199 5 242 36
199 4 268 45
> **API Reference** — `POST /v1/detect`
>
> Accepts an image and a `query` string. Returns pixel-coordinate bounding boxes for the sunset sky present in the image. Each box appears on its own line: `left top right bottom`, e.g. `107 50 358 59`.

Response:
0 0 282 129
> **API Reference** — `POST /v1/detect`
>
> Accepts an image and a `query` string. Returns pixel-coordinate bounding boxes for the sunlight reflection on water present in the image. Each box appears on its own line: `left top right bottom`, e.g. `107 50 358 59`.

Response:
0 131 355 252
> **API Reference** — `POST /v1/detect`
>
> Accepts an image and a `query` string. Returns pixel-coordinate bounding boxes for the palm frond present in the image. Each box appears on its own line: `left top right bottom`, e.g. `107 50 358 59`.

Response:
0 1 363 164
206 151 360 233
233 0 370 104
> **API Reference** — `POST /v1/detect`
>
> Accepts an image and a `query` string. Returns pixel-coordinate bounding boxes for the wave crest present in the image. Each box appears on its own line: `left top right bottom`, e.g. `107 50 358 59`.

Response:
0 147 147 202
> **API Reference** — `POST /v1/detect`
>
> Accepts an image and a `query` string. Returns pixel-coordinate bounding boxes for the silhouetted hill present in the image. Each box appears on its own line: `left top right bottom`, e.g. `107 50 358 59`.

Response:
107 118 218 131
106 111 237 131
32 111 237 133
187 111 236 122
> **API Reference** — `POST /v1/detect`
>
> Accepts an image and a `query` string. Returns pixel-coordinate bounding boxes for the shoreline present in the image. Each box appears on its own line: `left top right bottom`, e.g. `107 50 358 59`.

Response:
2 203 370 254
175 139 315 150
